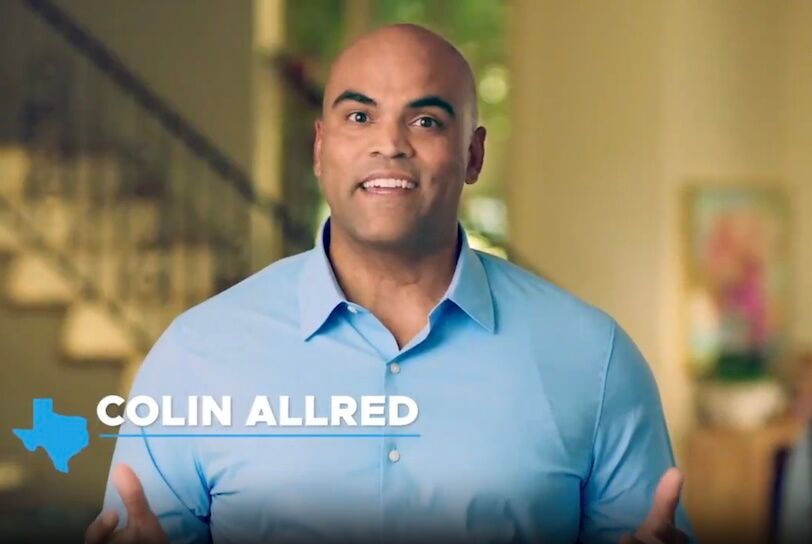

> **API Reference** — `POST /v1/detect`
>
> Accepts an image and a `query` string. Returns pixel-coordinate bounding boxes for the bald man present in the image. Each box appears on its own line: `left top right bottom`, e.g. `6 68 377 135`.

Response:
86 25 694 544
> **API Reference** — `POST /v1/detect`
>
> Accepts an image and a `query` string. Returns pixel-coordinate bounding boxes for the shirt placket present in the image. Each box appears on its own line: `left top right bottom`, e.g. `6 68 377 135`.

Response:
341 302 439 540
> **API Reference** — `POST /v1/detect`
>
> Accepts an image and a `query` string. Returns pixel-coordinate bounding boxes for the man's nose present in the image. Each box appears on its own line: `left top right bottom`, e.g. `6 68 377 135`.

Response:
370 121 414 159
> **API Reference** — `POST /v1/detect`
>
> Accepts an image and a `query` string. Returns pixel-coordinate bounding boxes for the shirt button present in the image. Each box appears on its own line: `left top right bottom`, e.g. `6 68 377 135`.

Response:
347 305 358 314
388 449 400 463
389 362 401 375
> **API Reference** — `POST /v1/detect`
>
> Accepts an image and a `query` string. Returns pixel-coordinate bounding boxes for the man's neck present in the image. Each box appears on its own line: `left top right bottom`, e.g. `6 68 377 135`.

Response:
327 223 460 348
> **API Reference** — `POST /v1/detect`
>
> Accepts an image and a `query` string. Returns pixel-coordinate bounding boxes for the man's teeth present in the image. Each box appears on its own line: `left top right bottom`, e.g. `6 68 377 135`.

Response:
362 178 416 190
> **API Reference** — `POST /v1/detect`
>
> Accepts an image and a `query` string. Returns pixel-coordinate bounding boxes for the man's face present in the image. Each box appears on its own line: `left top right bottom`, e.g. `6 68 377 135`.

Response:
314 31 485 251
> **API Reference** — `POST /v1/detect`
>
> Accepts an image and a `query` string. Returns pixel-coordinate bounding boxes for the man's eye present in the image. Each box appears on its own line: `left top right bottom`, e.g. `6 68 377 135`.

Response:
347 112 369 123
414 116 441 129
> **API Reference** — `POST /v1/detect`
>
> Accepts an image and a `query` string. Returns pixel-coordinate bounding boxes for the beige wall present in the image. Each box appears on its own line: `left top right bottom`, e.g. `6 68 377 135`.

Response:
787 0 812 347
508 0 811 452
54 0 254 172
507 0 665 360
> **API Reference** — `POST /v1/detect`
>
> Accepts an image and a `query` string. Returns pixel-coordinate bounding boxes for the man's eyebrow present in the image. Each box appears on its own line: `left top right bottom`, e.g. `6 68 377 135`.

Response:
332 90 376 108
407 95 456 117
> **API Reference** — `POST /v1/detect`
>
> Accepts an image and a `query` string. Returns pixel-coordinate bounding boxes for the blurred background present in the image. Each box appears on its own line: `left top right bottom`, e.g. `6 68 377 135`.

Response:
0 0 810 542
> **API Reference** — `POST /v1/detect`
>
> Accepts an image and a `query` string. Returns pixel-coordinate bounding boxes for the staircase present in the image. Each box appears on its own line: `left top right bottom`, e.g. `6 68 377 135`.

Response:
0 145 218 389
0 141 226 538
0 0 313 388
0 0 315 538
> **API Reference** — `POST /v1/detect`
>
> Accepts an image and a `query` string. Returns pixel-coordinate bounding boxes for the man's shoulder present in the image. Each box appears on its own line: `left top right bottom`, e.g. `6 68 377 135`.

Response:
479 252 624 462
170 249 312 335
477 250 615 338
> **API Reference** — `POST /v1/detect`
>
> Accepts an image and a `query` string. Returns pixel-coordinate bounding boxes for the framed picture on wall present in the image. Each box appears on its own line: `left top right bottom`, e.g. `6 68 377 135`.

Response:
684 185 791 382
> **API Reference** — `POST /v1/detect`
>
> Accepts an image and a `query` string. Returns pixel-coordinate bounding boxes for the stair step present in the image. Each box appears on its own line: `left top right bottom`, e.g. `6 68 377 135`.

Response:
1 146 236 249
0 146 31 201
68 245 217 301
9 197 162 249
0 216 21 255
4 242 216 306
0 147 174 203
61 299 186 365
25 153 123 199
61 302 137 362
5 253 75 306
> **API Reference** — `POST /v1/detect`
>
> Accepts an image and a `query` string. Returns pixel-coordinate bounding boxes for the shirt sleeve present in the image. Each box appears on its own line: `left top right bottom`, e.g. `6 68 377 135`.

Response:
579 321 696 543
779 425 812 544
101 322 212 544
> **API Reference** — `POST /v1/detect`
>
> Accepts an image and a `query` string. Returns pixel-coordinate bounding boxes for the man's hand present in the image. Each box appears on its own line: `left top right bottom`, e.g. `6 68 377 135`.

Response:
621 468 690 544
85 464 168 544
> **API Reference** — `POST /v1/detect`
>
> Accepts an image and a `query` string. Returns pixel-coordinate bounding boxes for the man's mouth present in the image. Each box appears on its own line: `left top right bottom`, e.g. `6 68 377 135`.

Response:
358 172 418 194
361 178 417 191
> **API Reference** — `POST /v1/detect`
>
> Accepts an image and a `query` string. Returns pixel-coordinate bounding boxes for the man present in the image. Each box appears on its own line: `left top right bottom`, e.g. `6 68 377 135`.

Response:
86 24 693 544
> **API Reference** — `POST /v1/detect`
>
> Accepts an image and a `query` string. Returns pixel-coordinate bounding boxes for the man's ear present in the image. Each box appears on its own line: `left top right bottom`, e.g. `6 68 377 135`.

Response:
465 126 487 185
313 119 323 178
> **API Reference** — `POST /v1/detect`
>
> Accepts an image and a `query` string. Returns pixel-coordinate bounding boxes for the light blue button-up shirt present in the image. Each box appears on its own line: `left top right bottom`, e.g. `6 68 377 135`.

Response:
103 220 693 543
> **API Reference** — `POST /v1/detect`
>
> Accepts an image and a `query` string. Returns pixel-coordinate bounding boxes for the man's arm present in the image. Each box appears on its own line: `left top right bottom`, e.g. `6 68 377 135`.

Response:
579 322 695 543
96 323 212 543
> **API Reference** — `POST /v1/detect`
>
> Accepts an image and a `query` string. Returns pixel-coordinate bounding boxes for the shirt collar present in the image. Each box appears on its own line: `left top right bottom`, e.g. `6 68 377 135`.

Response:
298 218 495 339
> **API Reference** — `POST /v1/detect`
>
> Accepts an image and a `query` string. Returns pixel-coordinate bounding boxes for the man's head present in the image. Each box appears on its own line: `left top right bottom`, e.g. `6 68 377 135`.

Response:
314 24 486 254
